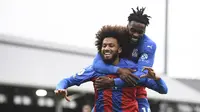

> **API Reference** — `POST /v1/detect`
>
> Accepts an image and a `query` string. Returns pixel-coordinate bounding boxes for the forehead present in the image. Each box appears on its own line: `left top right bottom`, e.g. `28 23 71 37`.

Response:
103 37 118 44
128 21 146 29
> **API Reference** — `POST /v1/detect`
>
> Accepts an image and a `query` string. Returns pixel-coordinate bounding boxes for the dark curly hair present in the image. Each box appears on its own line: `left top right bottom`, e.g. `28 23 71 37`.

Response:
95 25 132 59
128 7 151 26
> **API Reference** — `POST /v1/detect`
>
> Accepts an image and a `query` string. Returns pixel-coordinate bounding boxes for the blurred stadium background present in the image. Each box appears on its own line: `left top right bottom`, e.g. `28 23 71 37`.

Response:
0 0 200 112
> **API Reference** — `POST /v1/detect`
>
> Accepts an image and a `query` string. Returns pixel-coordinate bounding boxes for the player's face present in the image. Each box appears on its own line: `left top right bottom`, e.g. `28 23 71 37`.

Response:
127 21 146 43
101 37 122 64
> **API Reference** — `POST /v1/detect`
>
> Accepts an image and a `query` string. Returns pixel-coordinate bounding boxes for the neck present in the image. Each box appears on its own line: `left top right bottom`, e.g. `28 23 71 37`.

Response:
112 56 120 65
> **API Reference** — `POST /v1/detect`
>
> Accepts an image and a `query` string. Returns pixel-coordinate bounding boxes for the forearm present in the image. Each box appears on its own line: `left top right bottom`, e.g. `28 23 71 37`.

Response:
114 77 146 88
134 70 148 77
56 77 79 90
144 78 168 94
56 78 71 90
154 78 168 94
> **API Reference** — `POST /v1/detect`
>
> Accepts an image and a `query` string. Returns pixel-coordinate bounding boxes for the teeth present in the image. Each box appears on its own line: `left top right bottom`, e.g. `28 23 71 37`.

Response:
132 38 138 41
104 52 111 55
105 53 110 54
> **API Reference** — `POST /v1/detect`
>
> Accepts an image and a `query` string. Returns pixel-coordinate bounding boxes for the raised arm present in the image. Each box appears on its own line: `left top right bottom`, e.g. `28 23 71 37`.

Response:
56 65 95 89
55 66 95 101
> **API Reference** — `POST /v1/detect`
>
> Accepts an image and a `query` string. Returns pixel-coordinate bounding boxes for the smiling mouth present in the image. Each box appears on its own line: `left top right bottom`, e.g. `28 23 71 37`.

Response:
131 37 138 42
104 52 112 57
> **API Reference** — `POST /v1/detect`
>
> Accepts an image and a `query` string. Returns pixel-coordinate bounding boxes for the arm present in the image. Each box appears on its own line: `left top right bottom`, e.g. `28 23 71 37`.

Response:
134 41 157 76
93 53 119 74
114 76 168 94
56 65 95 90
93 53 138 85
113 77 146 88
139 67 168 94
141 78 168 94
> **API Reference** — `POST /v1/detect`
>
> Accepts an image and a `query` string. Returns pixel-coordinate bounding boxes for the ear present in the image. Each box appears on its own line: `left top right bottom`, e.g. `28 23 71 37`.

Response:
118 47 122 54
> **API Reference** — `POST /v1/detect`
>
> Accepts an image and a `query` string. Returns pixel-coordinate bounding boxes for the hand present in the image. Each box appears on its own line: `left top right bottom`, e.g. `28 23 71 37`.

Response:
117 68 139 86
54 89 70 101
94 76 114 90
140 67 160 80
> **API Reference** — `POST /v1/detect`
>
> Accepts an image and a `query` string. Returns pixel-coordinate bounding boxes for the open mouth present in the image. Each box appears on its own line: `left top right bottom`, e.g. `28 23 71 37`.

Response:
102 50 113 58
131 37 139 42
104 52 112 57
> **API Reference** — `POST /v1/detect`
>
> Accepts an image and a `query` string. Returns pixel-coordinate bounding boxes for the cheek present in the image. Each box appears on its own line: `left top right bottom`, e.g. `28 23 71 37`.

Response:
139 34 144 37
101 49 104 54
112 48 119 53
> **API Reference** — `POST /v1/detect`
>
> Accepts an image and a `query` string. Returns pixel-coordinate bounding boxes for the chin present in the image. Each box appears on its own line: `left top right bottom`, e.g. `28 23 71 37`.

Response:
103 59 114 64
104 56 113 60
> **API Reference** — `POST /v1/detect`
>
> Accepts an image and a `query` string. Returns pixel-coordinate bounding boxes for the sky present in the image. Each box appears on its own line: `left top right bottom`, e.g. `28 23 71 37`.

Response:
0 0 199 79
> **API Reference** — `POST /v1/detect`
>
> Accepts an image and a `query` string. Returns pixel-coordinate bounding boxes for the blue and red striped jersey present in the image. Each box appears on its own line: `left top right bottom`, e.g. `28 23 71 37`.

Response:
56 59 141 112
92 34 159 112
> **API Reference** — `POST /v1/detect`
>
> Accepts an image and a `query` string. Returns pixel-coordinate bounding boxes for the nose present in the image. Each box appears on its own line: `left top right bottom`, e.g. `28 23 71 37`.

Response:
104 46 110 50
103 45 111 51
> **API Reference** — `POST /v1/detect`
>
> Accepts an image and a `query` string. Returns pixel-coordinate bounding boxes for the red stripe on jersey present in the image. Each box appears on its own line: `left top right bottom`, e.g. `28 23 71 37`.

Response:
102 74 117 112
103 89 113 112
93 85 98 112
92 75 117 112
91 77 98 112
106 74 118 78
136 86 147 99
121 88 138 112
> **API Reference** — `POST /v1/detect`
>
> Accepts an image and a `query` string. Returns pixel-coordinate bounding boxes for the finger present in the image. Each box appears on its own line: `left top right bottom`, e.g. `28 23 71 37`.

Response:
140 74 148 78
94 82 102 88
96 87 109 90
95 78 102 82
98 76 107 79
130 74 140 80
94 79 102 85
142 66 152 71
57 90 63 94
59 90 66 94
96 77 101 80
127 78 136 86
126 76 137 86
64 95 70 102
143 67 154 72
54 90 57 93
96 87 102 91
94 84 100 89
128 68 136 72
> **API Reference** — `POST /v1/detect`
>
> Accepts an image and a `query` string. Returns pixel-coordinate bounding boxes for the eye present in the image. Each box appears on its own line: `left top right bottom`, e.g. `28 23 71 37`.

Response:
130 28 136 32
130 28 144 34
109 44 115 47
138 30 144 34
102 44 106 48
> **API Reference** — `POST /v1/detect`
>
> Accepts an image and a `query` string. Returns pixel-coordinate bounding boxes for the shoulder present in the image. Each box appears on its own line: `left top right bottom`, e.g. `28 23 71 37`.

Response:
120 58 137 67
143 35 156 47
83 65 95 72
77 65 95 75
141 35 157 53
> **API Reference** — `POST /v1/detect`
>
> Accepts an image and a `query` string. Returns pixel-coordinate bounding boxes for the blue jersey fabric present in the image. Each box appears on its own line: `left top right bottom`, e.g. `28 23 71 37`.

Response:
113 77 168 94
56 59 139 112
93 34 156 78
56 58 165 112
92 34 164 112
